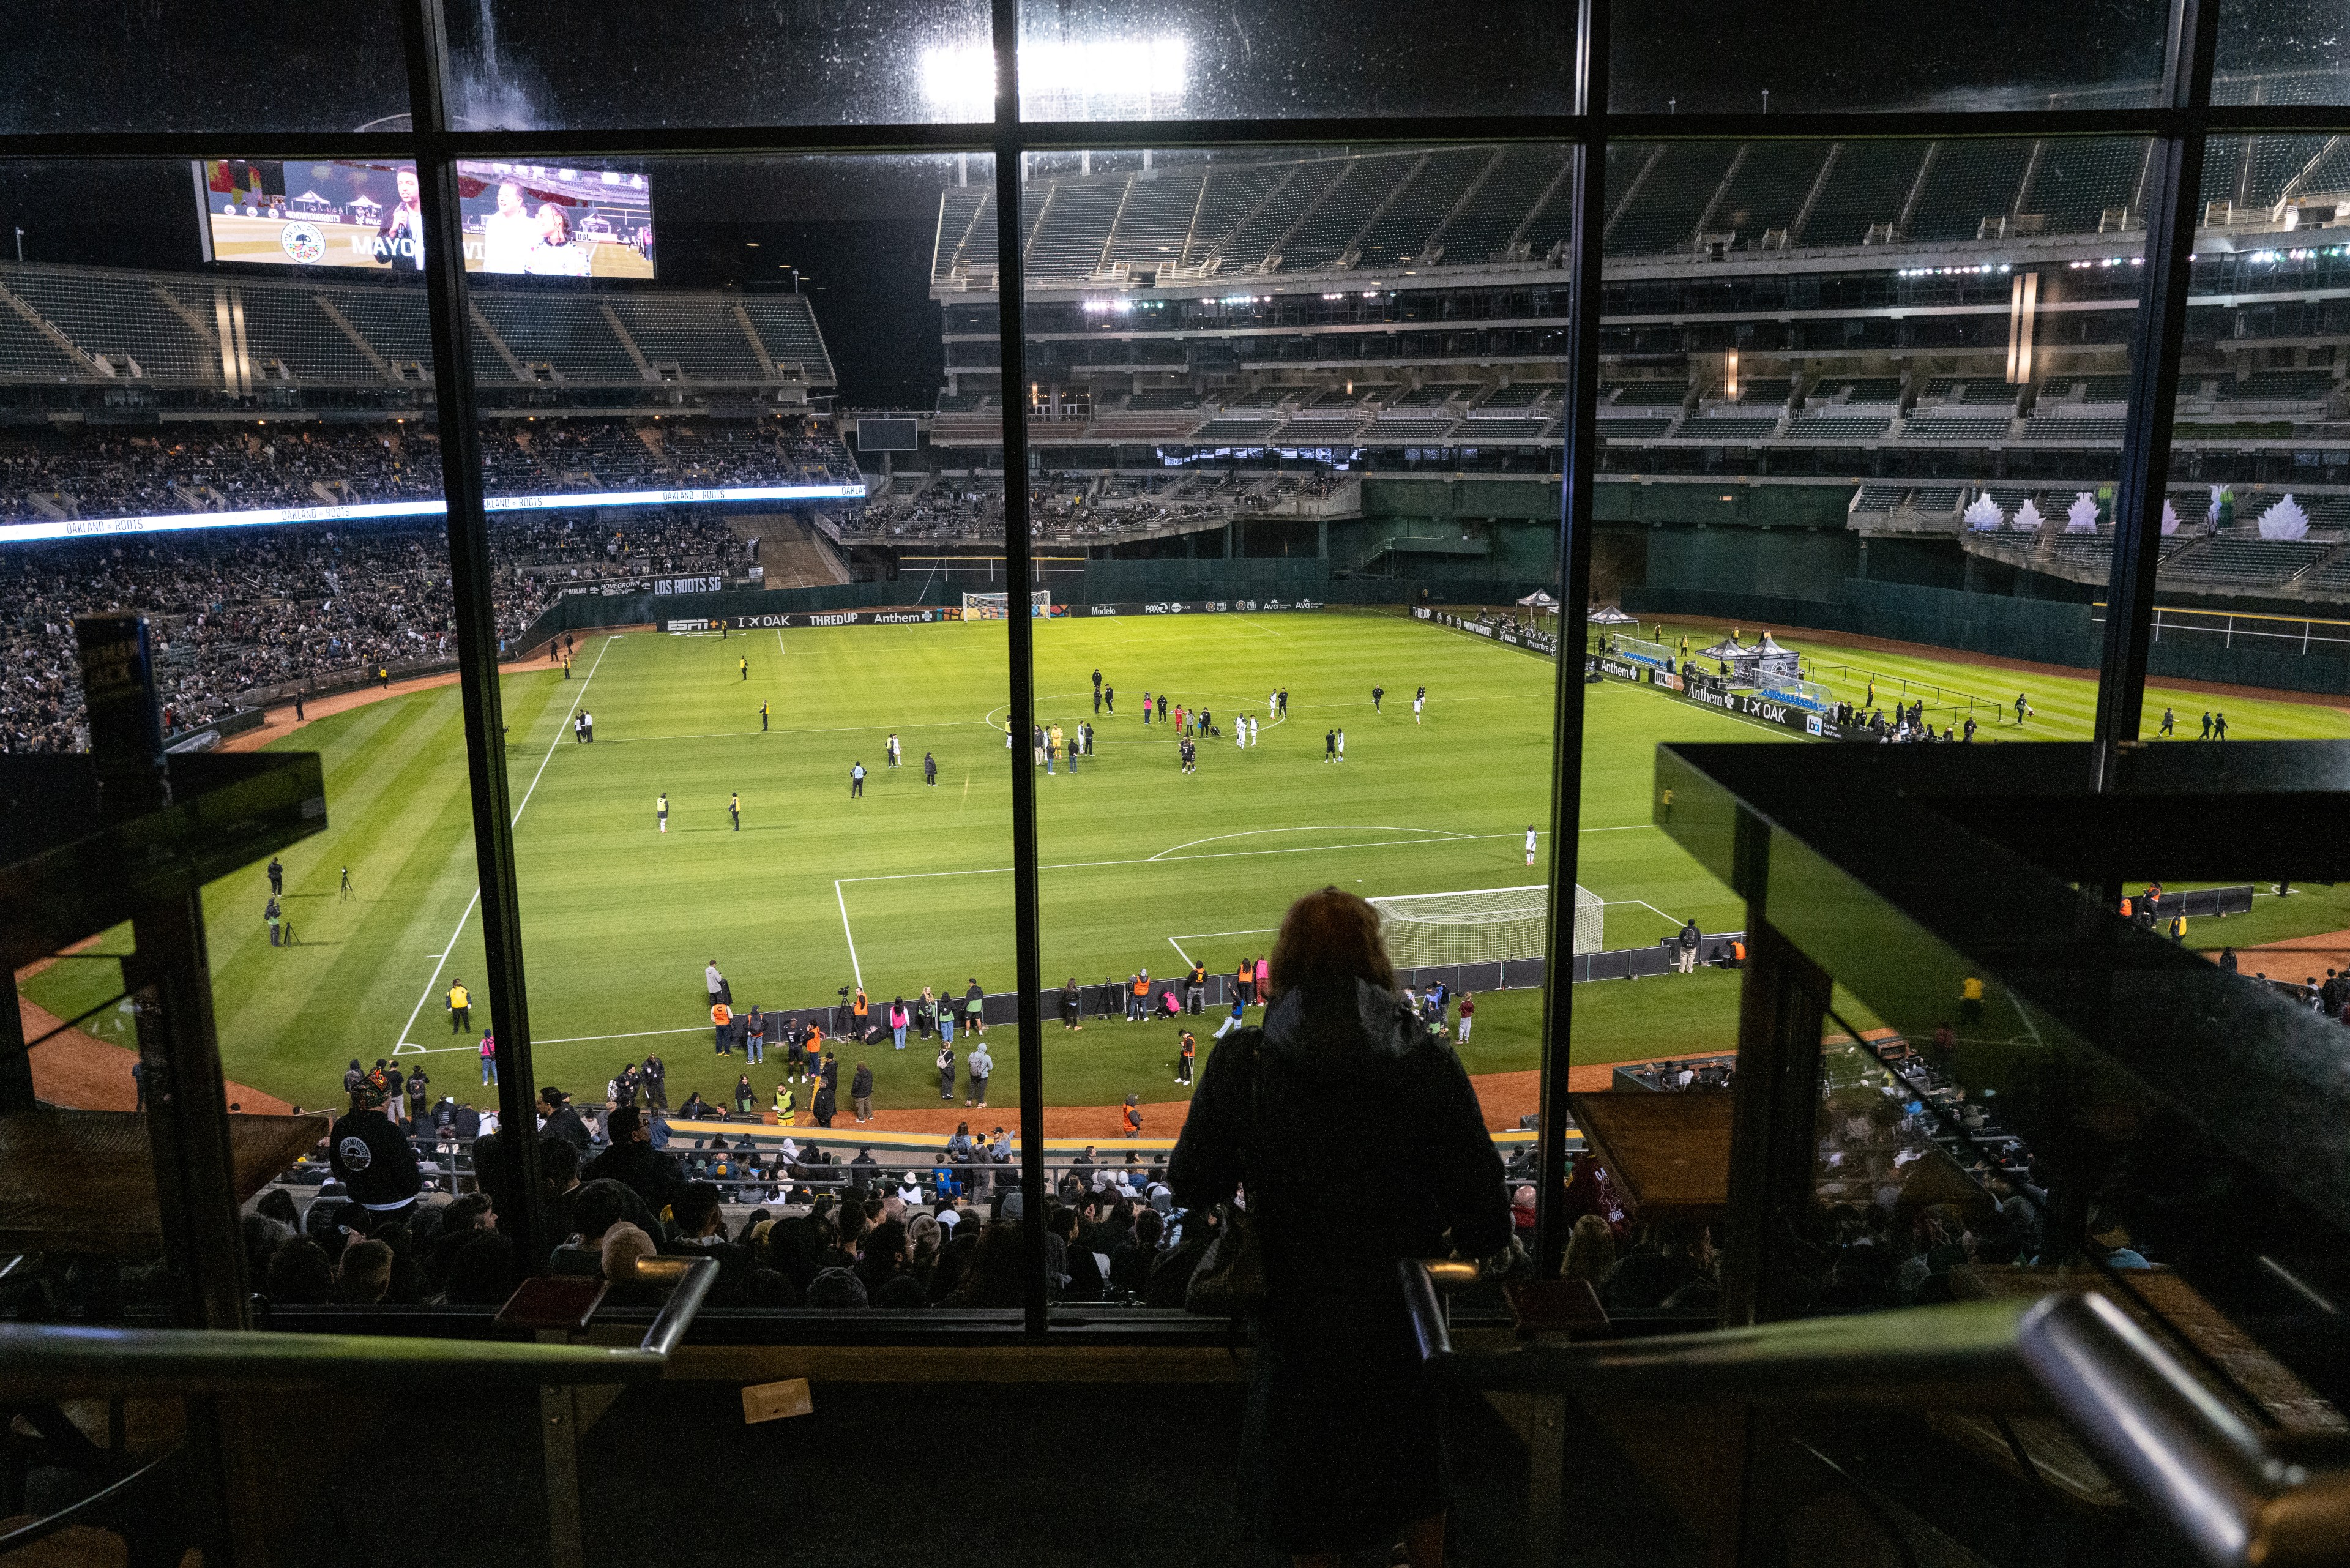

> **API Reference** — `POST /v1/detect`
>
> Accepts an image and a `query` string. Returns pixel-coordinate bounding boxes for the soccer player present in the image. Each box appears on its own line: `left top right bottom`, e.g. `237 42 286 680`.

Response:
1092 666 1102 698
447 979 471 1033
2158 706 2174 737
851 762 867 797
572 712 585 744
657 792 668 832
888 733 901 768
1372 684 1384 712
1157 693 1168 723
1279 688 1289 715
760 700 769 732
739 656 749 681
2200 711 2212 739
1268 687 1278 719
1414 685 1426 723
1093 685 1102 715
1337 727 1346 761
729 791 741 831
1325 728 1337 761
924 750 938 785
1526 825 1538 867
2013 692 2031 726
583 711 594 742
1104 684 1114 713
1236 716 1247 750
2215 711 2229 740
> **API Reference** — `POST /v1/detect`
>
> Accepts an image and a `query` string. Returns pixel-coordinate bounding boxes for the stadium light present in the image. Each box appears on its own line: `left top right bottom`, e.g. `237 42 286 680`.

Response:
920 36 1188 113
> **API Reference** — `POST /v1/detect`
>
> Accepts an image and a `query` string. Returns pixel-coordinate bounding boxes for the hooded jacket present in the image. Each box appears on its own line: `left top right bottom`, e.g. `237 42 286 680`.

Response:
1169 978 1509 1318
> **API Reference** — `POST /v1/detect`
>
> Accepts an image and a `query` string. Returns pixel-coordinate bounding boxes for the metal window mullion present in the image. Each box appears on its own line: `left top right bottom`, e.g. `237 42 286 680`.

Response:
991 0 1050 1337
1533 0 1611 1282
400 0 548 1267
2095 0 2221 749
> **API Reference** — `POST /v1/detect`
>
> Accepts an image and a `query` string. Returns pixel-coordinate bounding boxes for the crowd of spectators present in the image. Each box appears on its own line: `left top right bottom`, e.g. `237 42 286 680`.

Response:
0 504 751 752
0 419 861 527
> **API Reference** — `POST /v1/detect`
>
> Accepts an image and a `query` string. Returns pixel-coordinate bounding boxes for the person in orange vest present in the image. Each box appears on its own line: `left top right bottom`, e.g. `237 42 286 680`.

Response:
852 988 870 1039
1235 957 1255 1007
1122 1095 1142 1138
1177 1031 1196 1086
1128 970 1150 1023
711 999 733 1055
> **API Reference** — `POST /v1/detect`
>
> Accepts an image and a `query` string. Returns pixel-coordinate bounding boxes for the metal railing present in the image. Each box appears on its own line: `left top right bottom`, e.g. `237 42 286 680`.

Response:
0 1256 715 1398
1402 1263 2350 1568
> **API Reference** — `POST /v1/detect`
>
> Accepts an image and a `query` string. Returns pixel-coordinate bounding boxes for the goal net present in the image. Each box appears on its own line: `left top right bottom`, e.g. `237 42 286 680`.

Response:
963 589 1053 620
1370 884 1604 968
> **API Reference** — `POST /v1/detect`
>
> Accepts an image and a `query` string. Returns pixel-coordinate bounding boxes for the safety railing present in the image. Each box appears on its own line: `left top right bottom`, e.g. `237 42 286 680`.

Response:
1403 1262 2350 1568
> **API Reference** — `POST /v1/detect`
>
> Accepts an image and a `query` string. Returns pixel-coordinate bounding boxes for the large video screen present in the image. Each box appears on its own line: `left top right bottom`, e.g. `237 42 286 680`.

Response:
196 159 654 278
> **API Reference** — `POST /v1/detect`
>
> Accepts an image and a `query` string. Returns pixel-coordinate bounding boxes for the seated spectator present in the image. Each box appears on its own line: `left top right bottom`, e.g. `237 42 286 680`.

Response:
265 1236 335 1305
942 1220 1027 1307
1169 885 1511 1568
582 1104 679 1215
334 1238 394 1304
1108 1208 1162 1297
663 1181 748 1299
441 1232 521 1306
804 1266 868 1308
1560 1214 1616 1287
1601 1221 1714 1312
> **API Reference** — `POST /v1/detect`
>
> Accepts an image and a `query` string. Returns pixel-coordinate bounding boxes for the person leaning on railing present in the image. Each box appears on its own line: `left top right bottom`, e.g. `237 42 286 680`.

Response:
1169 886 1512 1568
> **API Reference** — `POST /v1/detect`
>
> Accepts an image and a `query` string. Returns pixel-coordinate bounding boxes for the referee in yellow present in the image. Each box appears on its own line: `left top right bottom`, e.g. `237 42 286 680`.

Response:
447 979 471 1034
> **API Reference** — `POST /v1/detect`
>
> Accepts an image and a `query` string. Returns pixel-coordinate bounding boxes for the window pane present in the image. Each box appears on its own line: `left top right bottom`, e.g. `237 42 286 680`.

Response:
2135 132 2350 742
1010 0 1572 121
469 154 1017 1309
1572 137 2166 1167
1007 144 1568 1311
448 0 988 129
1610 0 2169 114
0 2 409 134
2216 2 2350 102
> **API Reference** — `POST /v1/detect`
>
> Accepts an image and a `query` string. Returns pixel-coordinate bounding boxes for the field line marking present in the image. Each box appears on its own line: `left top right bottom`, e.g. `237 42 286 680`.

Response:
539 1024 710 1047
1634 899 1689 928
395 889 481 1049
395 632 615 1048
1228 617 1284 638
1148 825 1475 861
1173 927 1280 941
835 879 864 990
777 627 786 661
837 829 1531 888
390 1040 483 1056
1166 936 1193 965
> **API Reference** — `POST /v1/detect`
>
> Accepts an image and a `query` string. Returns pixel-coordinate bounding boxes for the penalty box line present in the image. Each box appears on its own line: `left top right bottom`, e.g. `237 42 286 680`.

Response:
394 633 621 1053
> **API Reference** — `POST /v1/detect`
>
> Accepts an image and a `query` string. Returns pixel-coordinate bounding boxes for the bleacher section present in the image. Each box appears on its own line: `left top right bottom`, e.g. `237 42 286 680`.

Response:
0 263 833 391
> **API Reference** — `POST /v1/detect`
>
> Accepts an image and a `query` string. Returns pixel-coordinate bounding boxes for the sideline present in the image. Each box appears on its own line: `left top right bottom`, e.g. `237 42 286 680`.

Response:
220 635 646 754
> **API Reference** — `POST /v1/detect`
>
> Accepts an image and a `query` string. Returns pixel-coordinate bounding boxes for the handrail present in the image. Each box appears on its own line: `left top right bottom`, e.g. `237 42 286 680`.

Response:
0 1258 717 1399
1401 1262 2350 1568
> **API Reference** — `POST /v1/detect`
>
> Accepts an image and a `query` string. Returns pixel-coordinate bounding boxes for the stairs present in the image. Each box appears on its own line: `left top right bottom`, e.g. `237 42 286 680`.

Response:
735 512 849 588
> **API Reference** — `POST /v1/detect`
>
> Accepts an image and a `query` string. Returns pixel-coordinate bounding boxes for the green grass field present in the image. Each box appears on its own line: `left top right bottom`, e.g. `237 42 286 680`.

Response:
27 607 2350 1118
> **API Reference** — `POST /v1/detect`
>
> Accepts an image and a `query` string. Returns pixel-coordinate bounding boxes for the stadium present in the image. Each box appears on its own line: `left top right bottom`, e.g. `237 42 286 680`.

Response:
9 9 2350 1565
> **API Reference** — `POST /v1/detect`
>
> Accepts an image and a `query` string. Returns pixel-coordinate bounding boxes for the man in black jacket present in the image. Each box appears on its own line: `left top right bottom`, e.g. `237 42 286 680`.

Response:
539 1086 593 1157
329 1069 423 1232
582 1105 679 1217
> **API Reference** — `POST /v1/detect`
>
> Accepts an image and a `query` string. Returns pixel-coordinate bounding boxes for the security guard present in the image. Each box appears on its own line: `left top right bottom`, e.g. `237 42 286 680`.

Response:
447 979 471 1033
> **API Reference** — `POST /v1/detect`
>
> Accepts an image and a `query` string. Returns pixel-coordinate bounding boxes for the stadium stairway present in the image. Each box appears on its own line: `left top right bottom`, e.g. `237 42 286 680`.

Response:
736 511 851 589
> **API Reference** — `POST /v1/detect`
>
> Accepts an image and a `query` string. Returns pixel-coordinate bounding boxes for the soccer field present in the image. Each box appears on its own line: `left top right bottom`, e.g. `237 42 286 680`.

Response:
28 607 2350 1117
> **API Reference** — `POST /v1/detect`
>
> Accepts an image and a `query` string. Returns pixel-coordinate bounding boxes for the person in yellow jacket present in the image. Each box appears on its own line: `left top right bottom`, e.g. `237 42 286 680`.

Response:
447 980 471 1034
774 1081 795 1127
1958 975 1985 1025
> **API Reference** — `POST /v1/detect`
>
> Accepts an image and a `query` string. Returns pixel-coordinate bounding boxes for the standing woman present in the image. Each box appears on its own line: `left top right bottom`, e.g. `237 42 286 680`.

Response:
1171 887 1509 1568
916 987 938 1042
1062 977 1084 1031
889 997 909 1051
733 1073 755 1117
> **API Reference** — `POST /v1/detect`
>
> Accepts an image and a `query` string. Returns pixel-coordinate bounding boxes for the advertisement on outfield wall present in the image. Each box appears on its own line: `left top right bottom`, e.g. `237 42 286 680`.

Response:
658 599 1329 633
1088 599 1325 616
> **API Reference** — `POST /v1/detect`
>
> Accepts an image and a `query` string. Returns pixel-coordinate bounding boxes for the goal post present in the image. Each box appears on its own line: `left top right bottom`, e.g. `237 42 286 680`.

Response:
1368 884 1604 968
963 589 1053 619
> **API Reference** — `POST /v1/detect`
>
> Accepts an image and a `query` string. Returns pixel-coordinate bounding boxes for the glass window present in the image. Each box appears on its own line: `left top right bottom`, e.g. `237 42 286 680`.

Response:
0 2 409 134
1010 1 1573 121
2215 1 2350 103
1015 144 1570 1309
1609 0 2170 114
446 0 990 129
1571 136 2166 1108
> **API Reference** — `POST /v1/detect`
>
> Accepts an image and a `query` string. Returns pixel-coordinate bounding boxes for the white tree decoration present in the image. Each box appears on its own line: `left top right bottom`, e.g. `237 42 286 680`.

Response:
2012 497 2045 532
2207 484 2225 526
1964 493 2003 531
2258 494 2311 540
2160 499 2180 535
2065 492 2100 532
